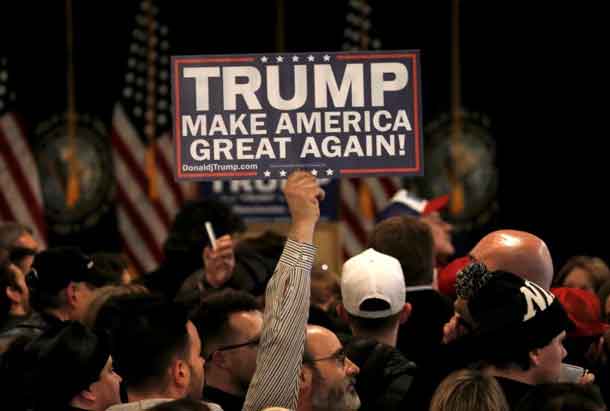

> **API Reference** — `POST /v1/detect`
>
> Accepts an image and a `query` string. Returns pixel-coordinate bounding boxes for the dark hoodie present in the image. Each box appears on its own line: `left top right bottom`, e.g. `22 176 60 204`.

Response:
344 336 417 411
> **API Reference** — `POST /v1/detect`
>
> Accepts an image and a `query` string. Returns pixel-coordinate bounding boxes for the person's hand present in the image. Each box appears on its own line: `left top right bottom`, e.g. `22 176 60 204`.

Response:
442 314 470 344
283 171 325 244
579 371 595 385
203 234 236 288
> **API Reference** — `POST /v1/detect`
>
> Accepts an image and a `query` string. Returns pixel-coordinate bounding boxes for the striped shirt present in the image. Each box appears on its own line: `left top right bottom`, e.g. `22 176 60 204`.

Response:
242 239 316 411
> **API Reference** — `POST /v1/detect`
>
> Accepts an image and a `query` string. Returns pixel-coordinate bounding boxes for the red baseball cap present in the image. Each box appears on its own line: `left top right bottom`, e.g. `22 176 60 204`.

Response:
437 255 475 298
377 190 449 222
551 287 610 337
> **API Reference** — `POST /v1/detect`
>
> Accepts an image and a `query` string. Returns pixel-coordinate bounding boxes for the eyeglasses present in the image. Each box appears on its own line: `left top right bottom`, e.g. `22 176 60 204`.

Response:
25 267 39 288
309 348 348 368
205 337 260 361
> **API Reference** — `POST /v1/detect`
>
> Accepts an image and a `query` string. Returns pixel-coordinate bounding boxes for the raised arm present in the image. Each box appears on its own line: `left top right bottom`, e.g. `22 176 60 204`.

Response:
242 172 324 411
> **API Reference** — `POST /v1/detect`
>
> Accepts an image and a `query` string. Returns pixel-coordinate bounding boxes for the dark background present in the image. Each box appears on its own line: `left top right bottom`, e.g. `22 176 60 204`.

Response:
3 0 607 269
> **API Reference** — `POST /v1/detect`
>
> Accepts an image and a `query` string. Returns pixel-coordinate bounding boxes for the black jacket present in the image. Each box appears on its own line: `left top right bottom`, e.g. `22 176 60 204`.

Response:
397 288 453 366
345 336 417 411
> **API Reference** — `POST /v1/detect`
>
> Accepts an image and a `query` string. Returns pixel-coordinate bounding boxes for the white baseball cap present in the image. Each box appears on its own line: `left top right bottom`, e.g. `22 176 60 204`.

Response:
341 248 406 319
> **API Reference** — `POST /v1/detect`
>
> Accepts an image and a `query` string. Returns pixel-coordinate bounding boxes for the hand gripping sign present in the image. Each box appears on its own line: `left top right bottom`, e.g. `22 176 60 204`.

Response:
172 51 423 180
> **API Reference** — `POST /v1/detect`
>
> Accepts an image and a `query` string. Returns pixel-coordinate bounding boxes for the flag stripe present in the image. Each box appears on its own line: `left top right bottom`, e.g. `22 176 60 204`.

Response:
151 138 181 218
112 105 178 224
117 205 157 274
0 121 44 226
115 185 164 264
1 114 45 206
112 105 191 273
340 223 362 261
111 127 172 227
157 134 185 204
340 196 369 247
380 177 400 199
123 242 146 279
112 149 168 251
0 164 17 221
0 114 47 246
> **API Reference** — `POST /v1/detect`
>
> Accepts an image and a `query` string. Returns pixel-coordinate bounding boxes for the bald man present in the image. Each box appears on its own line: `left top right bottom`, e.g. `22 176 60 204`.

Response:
470 230 553 290
442 229 554 343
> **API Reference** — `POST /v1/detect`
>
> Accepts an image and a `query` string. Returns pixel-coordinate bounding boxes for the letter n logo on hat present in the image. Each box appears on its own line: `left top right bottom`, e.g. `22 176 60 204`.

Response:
520 281 554 322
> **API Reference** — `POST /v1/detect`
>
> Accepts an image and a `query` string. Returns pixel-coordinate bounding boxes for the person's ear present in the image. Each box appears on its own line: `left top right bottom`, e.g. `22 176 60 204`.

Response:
71 387 96 408
210 350 229 369
6 286 21 305
529 348 542 367
80 388 96 402
299 365 313 398
173 359 190 389
336 303 349 323
66 282 79 307
399 302 412 324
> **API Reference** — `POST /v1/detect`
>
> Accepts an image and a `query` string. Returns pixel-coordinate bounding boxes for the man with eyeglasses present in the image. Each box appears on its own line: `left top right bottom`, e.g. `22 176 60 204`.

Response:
193 289 262 411
299 325 361 411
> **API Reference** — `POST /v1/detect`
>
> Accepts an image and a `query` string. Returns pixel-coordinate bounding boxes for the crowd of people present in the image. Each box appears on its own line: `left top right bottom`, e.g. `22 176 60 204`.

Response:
1 172 609 411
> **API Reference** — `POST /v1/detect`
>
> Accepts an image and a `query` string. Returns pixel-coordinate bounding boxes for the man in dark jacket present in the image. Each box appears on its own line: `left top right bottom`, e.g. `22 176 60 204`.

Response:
368 214 453 367
337 248 418 411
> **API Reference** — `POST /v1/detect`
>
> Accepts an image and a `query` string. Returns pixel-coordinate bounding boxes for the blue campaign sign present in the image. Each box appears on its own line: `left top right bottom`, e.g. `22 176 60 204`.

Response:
172 50 423 180
201 178 339 222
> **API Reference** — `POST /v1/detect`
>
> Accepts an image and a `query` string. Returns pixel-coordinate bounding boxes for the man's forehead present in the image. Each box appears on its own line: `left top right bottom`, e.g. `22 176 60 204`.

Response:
307 327 341 356
230 310 263 328
229 310 263 337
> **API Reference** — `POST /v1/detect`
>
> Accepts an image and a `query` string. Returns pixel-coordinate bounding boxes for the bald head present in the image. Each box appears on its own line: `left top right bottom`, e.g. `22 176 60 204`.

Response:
305 325 339 356
470 230 553 290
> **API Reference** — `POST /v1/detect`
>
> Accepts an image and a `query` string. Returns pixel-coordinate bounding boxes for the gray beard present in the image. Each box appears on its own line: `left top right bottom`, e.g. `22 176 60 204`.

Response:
311 378 361 411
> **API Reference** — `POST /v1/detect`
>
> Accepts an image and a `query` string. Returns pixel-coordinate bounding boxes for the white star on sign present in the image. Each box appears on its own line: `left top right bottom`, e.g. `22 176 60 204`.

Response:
311 169 318 176
326 169 334 176
292 55 299 62
279 170 287 177
261 56 268 63
323 54 331 61
264 170 271 177
276 56 284 63
307 55 315 62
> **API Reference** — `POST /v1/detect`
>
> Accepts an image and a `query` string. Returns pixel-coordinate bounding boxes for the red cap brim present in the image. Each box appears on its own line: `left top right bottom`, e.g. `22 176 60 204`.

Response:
423 194 449 215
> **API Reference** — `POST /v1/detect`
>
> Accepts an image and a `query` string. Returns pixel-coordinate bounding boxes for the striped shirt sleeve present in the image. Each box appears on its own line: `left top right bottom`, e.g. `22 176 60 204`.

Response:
242 239 316 411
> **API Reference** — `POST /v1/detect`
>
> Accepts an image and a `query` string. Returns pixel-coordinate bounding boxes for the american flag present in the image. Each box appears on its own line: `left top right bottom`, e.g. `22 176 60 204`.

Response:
112 0 193 274
0 56 47 248
340 0 401 260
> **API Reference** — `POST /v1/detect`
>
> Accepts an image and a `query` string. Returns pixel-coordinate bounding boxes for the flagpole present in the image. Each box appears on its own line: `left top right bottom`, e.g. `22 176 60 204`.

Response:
448 0 465 216
65 0 80 208
275 0 285 52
